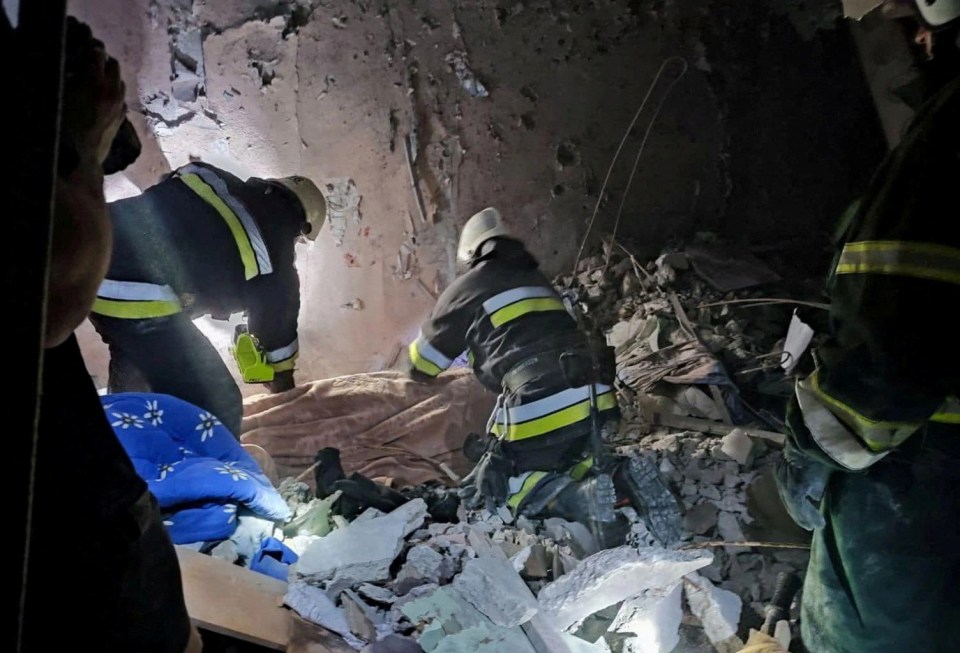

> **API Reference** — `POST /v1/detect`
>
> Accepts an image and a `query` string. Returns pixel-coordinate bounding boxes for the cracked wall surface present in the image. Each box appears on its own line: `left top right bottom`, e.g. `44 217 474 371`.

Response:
71 0 883 387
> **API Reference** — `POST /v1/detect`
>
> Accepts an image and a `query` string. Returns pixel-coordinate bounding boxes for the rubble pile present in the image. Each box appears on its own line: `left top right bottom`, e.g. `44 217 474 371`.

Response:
263 239 815 651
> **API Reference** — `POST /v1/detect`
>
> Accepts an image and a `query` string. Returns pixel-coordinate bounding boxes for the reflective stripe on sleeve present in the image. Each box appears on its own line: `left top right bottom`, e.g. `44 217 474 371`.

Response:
482 286 566 327
409 334 454 377
835 240 960 286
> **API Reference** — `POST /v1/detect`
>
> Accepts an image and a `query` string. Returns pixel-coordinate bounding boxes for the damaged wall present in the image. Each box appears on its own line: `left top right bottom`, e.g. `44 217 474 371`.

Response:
70 0 884 385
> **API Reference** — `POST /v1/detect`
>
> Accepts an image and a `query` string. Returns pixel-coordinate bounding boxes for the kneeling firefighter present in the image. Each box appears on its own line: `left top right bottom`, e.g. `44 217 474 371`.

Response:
405 208 682 545
90 162 327 438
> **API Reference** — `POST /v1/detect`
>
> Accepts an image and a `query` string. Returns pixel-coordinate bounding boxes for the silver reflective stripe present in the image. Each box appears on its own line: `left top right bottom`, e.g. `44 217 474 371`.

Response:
180 164 273 275
496 384 613 424
415 333 454 370
98 279 179 302
508 472 534 496
266 337 299 363
795 377 889 471
482 286 557 314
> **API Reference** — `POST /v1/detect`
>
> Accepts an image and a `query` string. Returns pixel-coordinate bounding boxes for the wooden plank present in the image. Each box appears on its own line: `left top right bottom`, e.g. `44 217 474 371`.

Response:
649 412 786 446
176 546 291 650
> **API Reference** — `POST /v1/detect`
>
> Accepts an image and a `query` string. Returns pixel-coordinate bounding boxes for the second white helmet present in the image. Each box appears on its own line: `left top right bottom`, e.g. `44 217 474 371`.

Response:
457 207 513 263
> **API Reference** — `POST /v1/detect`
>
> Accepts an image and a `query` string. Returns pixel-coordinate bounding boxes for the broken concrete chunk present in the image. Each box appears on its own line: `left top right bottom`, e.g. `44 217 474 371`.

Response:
453 556 539 628
400 586 488 646
683 572 744 653
512 544 550 579
432 624 536 653
343 591 379 643
683 502 719 536
721 429 756 466
610 582 683 653
402 545 445 583
284 581 362 647
717 512 746 550
362 635 424 652
538 546 713 631
357 583 397 605
295 500 427 583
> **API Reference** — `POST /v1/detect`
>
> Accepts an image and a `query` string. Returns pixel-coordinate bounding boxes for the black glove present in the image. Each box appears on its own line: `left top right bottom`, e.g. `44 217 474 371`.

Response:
458 449 511 511
775 441 830 531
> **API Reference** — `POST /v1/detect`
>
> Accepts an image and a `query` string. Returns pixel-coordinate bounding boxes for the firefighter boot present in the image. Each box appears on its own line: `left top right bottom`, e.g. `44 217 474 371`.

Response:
517 473 622 548
613 455 684 546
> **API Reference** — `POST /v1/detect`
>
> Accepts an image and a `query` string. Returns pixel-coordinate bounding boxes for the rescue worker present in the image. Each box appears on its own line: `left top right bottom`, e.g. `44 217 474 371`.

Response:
89 163 327 438
405 208 682 545
775 2 960 650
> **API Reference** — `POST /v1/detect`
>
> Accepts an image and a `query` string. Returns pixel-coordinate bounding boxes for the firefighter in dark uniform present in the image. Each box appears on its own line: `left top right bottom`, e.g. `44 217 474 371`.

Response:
775 3 960 649
406 208 683 545
89 162 327 438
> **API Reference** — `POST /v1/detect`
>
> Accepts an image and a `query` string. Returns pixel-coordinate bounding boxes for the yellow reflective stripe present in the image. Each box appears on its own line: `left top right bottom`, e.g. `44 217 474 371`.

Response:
931 411 960 424
92 298 182 319
179 173 260 281
809 369 921 451
270 355 298 373
489 297 566 328
931 397 960 424
569 456 594 481
409 340 443 377
507 471 547 510
492 392 617 442
836 240 960 286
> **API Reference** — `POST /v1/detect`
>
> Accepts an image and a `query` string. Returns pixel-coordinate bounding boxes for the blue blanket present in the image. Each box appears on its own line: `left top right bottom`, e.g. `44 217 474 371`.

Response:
101 392 292 544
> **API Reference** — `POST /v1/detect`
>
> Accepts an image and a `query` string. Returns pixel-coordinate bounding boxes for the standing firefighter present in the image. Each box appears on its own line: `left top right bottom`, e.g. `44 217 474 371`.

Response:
406 208 682 545
90 163 326 438
776 3 960 650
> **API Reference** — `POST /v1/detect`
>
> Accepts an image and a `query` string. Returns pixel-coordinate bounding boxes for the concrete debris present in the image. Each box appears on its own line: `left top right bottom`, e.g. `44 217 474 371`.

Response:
210 539 239 563
721 428 756 466
453 556 539 628
610 583 683 653
683 573 744 653
362 635 424 653
284 581 364 649
538 546 713 631
397 544 446 586
444 50 489 98
512 544 550 579
432 625 536 653
682 502 719 536
294 499 426 583
342 590 381 643
341 298 365 310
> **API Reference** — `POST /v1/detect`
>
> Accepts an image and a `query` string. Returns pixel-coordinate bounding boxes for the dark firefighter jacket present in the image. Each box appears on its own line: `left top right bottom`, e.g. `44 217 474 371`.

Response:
786 75 960 653
406 238 619 469
91 162 304 373
794 74 960 468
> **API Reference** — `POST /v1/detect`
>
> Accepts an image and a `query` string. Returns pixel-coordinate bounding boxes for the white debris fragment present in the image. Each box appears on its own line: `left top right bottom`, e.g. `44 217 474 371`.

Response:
453 557 539 628
538 546 713 631
610 583 683 653
444 50 489 98
323 178 362 245
721 428 755 466
683 573 744 653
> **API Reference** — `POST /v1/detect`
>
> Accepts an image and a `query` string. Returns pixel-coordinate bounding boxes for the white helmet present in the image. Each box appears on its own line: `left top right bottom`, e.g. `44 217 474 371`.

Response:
457 207 512 263
914 0 960 27
270 175 327 241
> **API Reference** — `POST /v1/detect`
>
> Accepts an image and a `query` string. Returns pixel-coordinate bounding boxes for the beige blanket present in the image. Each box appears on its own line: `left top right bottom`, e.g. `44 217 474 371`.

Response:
240 369 495 488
